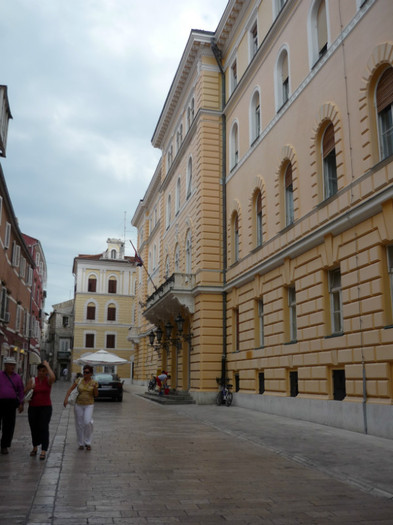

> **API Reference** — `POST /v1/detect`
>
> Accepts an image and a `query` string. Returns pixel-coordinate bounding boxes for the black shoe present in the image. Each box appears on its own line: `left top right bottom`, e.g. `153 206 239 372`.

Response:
1 448 8 455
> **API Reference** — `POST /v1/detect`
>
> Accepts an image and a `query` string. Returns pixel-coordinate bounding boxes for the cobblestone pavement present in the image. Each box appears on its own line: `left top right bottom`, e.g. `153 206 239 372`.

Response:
1 381 393 524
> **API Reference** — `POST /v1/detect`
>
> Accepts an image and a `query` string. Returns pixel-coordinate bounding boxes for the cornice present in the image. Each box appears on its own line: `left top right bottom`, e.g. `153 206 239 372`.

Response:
151 31 215 150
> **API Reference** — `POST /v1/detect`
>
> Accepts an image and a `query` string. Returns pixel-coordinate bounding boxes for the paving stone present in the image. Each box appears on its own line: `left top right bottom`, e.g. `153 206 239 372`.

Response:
1 382 393 524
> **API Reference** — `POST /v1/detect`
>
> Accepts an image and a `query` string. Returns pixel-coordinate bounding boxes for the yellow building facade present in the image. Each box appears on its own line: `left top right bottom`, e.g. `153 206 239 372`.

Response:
131 0 393 438
72 239 137 381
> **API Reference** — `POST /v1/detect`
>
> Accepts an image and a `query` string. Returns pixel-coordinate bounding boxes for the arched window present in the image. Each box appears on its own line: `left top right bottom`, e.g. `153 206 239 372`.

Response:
88 275 97 293
110 249 117 259
107 303 116 321
231 122 239 169
176 176 181 214
230 59 238 94
274 0 287 19
174 244 180 272
186 157 192 199
233 212 239 262
249 21 258 61
86 302 96 320
153 244 157 270
166 194 171 229
108 277 117 294
255 191 263 247
250 90 261 144
322 122 337 199
316 0 328 58
308 0 329 68
276 49 290 110
185 231 192 274
284 162 294 226
376 67 393 160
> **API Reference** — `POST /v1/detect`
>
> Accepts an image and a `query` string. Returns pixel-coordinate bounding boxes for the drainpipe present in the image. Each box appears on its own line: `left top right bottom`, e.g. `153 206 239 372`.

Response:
211 38 227 387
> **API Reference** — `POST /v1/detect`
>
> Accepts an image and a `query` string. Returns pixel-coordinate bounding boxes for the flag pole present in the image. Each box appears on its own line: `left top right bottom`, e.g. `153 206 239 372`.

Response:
129 240 158 292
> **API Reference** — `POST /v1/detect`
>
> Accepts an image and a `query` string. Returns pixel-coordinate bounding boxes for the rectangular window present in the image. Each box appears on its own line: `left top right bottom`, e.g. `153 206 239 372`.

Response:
107 307 116 321
60 338 71 352
288 286 297 342
329 268 343 334
258 299 264 347
332 369 346 400
4 222 11 248
290 370 298 397
11 243 20 267
19 256 26 280
85 333 95 348
62 316 69 328
235 373 240 392
15 305 22 333
233 308 239 351
258 372 265 394
106 334 115 349
388 246 393 315
0 287 7 320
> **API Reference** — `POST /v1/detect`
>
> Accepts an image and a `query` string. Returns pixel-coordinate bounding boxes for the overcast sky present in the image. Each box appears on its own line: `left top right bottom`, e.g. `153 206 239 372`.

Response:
0 0 228 312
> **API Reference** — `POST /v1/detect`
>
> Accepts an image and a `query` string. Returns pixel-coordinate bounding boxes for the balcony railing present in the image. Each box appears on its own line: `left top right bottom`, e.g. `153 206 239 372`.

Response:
144 273 195 324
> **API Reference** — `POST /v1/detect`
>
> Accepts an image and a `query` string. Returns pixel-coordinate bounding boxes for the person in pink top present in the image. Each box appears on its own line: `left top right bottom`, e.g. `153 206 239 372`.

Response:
0 356 24 455
25 360 55 460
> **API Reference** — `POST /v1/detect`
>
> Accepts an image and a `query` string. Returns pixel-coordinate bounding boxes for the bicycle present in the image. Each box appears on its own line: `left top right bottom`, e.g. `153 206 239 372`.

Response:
216 382 233 407
147 375 157 392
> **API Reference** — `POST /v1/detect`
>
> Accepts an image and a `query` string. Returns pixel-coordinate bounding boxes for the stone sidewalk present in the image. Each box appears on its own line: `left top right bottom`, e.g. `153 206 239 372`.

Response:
0 381 392 524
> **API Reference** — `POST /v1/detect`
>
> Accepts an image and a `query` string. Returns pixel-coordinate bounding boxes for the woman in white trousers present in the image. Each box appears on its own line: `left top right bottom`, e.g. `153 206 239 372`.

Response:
64 365 98 450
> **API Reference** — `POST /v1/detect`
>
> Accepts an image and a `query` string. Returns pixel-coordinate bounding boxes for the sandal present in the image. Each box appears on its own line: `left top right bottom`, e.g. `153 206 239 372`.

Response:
85 445 91 451
30 449 37 457
39 452 46 460
78 445 84 450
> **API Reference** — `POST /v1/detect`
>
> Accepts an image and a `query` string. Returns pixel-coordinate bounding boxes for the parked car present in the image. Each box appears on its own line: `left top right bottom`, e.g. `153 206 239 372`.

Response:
93 373 123 401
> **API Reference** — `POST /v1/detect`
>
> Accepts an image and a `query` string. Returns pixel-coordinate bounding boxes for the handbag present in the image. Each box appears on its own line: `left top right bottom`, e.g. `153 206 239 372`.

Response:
24 377 35 403
68 379 81 406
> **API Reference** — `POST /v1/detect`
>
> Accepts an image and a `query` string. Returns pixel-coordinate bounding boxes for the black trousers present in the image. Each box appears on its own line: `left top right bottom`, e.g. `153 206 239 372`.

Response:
28 405 52 451
0 398 17 449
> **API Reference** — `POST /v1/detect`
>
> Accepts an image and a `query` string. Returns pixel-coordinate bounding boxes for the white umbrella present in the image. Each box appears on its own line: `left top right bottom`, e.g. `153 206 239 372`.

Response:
74 349 129 366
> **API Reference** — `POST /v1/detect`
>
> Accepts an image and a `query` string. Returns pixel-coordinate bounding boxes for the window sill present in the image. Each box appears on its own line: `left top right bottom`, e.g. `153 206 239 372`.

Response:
284 340 297 345
384 324 393 330
325 332 344 339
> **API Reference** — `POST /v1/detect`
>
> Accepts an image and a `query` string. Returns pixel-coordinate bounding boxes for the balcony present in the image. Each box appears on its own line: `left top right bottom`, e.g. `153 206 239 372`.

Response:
57 351 71 361
144 273 195 324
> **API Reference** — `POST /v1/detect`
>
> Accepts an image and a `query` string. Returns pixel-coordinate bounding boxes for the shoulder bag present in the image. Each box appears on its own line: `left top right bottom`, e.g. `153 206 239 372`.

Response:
68 378 81 406
24 377 35 403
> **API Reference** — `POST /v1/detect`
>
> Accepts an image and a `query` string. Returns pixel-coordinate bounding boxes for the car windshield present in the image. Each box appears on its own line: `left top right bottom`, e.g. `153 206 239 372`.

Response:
93 374 114 383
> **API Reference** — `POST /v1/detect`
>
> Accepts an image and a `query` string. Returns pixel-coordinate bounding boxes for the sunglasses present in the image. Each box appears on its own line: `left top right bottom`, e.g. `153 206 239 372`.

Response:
83 370 91 374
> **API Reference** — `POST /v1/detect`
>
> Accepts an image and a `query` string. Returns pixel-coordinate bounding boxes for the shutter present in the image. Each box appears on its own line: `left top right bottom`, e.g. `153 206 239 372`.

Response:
377 67 393 113
256 192 262 214
323 123 335 157
284 163 292 188
317 1 328 53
